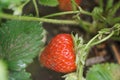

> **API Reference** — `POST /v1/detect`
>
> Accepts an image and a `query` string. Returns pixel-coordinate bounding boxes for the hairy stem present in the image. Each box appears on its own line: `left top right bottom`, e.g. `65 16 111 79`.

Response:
43 6 92 18
76 28 115 80
85 34 99 49
78 7 92 16
92 31 114 46
0 13 79 25
43 11 80 18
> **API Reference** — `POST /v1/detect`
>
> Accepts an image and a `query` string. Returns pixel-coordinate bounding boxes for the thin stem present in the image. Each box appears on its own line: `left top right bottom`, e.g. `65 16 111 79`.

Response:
43 11 80 18
32 0 39 17
0 13 79 25
20 0 30 8
92 31 114 46
85 34 99 49
13 0 30 15
85 31 114 49
78 63 84 80
78 7 92 16
43 7 92 18
71 0 77 11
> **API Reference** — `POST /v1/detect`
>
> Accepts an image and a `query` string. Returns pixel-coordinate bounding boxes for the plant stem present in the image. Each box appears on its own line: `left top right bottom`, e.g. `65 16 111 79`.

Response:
20 0 30 10
32 0 39 17
85 34 99 49
43 6 92 18
76 30 114 80
85 30 114 49
43 11 80 18
21 0 30 8
77 63 84 80
92 31 114 46
0 13 79 25
71 0 77 11
78 7 92 16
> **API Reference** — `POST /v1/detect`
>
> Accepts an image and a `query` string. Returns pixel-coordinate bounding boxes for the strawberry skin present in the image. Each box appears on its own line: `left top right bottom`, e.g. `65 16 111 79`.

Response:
40 34 76 73
58 0 82 11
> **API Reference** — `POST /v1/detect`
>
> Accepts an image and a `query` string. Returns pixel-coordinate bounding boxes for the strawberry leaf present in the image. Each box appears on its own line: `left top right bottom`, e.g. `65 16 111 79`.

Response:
86 63 120 80
38 0 59 7
0 20 46 71
9 70 31 80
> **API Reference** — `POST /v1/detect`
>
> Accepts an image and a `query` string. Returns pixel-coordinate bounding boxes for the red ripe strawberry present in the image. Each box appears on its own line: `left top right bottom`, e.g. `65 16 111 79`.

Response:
40 34 76 73
58 0 82 11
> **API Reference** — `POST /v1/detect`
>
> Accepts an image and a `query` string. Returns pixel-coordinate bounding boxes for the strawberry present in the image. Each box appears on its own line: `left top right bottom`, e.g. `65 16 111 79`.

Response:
40 34 76 73
58 0 82 11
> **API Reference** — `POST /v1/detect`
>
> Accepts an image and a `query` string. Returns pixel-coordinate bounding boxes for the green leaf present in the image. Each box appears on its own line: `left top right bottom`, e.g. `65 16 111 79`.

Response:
9 70 31 80
98 0 103 9
107 1 120 19
105 0 113 11
108 1 120 16
0 20 46 71
0 60 8 80
39 0 59 7
92 7 103 21
0 0 30 15
86 63 120 80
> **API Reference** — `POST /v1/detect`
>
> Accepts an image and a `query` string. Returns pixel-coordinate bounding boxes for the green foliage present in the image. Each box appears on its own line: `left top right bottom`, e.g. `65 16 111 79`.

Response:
92 7 103 21
71 0 78 11
86 63 120 80
38 0 59 7
0 20 46 79
106 1 120 25
0 0 120 80
0 0 29 15
105 0 113 11
9 70 31 80
0 60 8 80
63 73 77 80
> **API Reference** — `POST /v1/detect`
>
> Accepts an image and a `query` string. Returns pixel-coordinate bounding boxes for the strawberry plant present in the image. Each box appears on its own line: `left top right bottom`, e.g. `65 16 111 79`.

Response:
0 0 120 80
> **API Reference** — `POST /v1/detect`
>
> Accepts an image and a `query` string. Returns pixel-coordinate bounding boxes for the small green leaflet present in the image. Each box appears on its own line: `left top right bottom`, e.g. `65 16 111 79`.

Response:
39 0 59 7
0 20 46 71
86 63 120 80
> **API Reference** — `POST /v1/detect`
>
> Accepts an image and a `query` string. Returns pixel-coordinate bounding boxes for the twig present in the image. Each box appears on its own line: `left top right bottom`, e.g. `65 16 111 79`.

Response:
111 44 120 64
